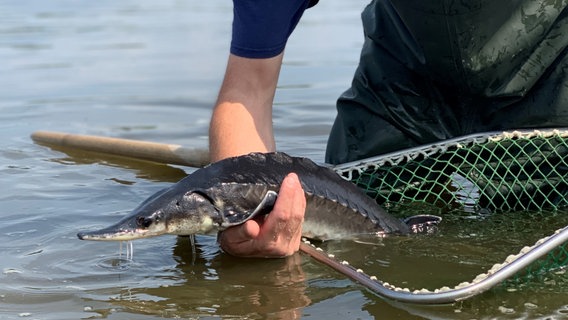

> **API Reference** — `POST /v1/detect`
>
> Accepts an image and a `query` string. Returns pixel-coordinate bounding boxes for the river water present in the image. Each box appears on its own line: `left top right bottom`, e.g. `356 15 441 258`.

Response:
1 1 567 319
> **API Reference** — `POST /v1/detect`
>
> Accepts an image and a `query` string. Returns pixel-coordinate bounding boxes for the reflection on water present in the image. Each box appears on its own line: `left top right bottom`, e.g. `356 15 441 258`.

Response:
1 0 568 319
107 237 313 319
42 143 190 183
97 255 133 272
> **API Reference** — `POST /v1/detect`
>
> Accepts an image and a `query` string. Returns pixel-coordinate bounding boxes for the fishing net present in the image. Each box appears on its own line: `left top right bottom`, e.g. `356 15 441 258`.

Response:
333 129 568 283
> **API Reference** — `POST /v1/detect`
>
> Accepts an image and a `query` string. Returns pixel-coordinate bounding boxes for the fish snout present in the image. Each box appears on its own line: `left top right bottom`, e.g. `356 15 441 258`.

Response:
76 210 167 241
76 231 89 240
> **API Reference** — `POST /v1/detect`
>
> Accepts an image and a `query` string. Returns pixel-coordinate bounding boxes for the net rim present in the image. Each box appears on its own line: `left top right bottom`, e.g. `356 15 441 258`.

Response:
332 128 568 180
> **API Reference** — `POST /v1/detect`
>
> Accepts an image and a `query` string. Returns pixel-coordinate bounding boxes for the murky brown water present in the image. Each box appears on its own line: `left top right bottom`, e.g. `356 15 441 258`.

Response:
1 1 567 319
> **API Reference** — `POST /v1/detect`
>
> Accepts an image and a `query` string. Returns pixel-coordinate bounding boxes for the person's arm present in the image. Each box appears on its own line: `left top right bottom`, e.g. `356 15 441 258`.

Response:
209 53 282 160
208 0 313 257
209 53 306 258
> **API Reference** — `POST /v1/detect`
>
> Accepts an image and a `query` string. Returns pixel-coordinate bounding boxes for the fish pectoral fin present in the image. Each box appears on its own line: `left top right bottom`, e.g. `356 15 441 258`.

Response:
403 214 442 234
243 190 278 222
221 191 278 227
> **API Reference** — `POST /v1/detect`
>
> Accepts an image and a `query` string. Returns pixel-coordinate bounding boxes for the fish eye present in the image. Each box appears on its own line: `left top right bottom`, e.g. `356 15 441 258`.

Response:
137 217 152 228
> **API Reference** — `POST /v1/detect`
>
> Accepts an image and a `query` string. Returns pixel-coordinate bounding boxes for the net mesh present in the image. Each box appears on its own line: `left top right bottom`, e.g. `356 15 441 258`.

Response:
333 129 568 283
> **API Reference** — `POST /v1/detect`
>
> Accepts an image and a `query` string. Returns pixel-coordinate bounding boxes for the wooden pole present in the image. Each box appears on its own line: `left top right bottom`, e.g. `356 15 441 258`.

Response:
31 131 210 168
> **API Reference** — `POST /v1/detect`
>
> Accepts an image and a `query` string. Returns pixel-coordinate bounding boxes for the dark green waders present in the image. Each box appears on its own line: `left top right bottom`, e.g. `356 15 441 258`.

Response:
326 0 568 164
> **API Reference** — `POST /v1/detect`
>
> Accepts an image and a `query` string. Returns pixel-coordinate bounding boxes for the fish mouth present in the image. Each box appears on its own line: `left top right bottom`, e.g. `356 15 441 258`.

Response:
77 225 159 241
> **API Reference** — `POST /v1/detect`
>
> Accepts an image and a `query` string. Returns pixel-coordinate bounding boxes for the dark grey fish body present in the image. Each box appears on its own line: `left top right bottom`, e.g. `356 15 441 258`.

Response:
78 152 411 241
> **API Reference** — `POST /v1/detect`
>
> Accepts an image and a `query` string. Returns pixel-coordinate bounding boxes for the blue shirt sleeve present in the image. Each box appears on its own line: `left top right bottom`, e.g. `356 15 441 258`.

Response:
231 0 312 59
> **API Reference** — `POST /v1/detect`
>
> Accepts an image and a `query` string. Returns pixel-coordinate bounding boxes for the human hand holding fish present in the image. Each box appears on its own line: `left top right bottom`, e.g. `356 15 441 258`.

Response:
217 172 306 258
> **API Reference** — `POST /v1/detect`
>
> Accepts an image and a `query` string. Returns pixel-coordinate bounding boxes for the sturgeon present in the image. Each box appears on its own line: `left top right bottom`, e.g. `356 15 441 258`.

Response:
78 152 431 241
